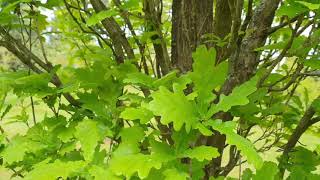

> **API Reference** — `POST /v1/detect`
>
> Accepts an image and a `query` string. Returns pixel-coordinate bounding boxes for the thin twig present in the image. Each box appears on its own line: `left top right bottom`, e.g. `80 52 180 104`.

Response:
29 5 37 125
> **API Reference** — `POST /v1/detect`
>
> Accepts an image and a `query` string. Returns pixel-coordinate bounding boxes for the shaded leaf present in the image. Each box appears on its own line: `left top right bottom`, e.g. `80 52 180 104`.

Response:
124 72 154 88
253 161 279 180
204 120 263 169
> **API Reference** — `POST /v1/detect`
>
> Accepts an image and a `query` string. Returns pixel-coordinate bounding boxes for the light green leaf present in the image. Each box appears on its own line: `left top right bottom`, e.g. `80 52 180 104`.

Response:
13 73 55 97
148 86 198 132
110 153 163 179
14 72 51 85
196 123 213 136
74 119 105 161
118 93 145 104
296 1 320 10
120 107 153 124
113 126 145 156
24 160 85 180
255 41 287 51
87 9 118 26
163 168 189 180
123 72 154 88
153 70 179 88
242 169 254 180
119 126 145 145
276 2 308 18
78 93 109 118
89 165 121 180
0 13 18 25
204 120 263 169
56 126 75 143
1 136 27 164
206 76 258 118
180 146 220 161
173 75 192 93
190 45 228 105
150 140 175 160
1 135 42 164
57 83 80 93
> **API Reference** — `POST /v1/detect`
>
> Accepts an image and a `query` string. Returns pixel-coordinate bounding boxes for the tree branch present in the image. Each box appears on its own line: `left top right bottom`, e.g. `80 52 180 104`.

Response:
143 0 171 75
279 96 320 177
89 0 135 62
268 15 301 35
0 27 81 107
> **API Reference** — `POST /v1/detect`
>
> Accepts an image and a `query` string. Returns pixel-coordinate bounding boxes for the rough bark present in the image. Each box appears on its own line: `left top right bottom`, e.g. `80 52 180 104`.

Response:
223 0 281 93
143 0 171 75
90 0 135 63
204 0 281 177
213 0 232 63
171 0 214 73
170 0 281 177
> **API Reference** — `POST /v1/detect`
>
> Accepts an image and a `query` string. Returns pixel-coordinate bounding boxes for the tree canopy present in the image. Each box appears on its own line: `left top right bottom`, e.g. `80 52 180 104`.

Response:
0 0 320 179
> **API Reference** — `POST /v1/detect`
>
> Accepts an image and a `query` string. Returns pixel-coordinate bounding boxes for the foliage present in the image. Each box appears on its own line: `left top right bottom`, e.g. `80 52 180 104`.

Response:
0 0 320 179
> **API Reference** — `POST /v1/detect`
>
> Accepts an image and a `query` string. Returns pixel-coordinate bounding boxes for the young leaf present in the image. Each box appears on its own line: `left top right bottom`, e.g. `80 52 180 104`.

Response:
1 135 43 164
87 9 118 26
206 76 258 118
109 154 163 179
120 107 153 124
296 1 320 10
74 119 105 161
303 59 320 70
24 160 85 180
148 86 198 132
123 72 154 88
153 70 179 88
89 165 121 180
204 120 263 169
276 2 308 18
113 126 145 156
180 146 220 161
163 168 189 180
190 45 228 105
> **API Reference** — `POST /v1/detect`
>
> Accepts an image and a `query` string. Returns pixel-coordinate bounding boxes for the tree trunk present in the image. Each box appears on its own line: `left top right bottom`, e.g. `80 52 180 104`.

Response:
205 0 281 177
171 0 281 178
171 0 214 73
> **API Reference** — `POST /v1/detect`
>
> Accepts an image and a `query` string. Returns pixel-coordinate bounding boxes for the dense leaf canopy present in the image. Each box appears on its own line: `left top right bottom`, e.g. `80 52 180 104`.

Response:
0 0 320 179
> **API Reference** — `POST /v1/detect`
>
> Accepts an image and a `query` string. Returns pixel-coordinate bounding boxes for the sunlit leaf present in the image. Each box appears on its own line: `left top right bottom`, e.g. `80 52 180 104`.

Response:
148 86 198 132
